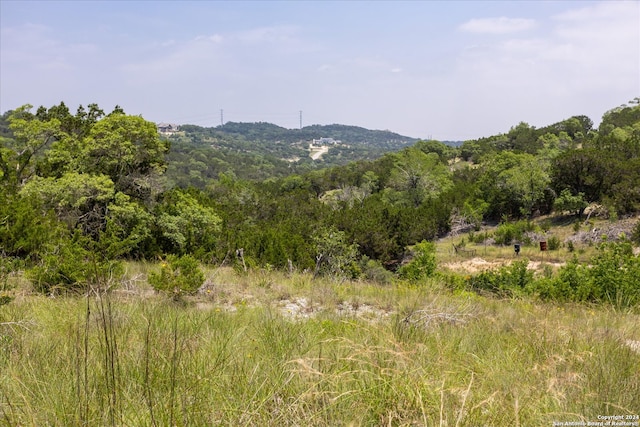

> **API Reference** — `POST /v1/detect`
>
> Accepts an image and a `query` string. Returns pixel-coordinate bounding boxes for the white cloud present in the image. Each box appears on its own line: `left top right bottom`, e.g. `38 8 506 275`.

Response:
459 16 536 34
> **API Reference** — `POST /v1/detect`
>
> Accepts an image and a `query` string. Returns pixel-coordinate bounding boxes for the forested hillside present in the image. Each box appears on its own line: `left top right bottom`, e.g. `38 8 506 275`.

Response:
1 99 639 305
164 122 417 186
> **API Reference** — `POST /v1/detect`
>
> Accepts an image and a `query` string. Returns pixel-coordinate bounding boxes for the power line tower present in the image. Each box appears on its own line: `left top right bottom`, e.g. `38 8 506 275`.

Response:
220 109 224 126
299 110 302 130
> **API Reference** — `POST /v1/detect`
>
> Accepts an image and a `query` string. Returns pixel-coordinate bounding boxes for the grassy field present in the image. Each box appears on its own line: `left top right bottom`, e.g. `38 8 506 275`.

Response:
1 260 639 426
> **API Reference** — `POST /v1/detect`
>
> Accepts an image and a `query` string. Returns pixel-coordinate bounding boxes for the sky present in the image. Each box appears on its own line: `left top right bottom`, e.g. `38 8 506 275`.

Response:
1 1 639 141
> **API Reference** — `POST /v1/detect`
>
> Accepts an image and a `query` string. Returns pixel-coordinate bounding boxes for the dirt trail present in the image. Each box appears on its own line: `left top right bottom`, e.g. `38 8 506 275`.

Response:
310 145 328 160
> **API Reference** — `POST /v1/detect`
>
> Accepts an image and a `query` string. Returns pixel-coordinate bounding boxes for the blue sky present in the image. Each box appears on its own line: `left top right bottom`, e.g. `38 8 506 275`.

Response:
1 1 638 140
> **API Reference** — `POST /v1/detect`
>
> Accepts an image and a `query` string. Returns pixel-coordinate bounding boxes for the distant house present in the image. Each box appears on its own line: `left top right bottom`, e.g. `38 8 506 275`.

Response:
312 137 341 146
157 122 179 134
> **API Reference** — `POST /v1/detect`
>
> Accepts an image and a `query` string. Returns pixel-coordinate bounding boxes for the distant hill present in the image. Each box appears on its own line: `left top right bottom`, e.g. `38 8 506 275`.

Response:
206 122 418 147
164 122 420 186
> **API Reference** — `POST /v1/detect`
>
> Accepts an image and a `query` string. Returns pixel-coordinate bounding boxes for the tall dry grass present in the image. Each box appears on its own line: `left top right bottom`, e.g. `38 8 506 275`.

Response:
0 267 638 426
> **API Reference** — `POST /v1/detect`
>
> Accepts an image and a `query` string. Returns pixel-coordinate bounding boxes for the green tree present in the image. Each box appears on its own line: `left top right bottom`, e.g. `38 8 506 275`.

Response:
19 172 115 237
550 148 612 206
383 148 452 207
101 192 154 258
553 189 588 217
155 190 221 255
80 113 169 200
479 152 551 219
2 105 61 189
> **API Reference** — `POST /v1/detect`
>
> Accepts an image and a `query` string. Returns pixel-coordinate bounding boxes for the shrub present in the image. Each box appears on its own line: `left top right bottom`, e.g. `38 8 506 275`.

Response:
28 236 122 294
528 256 589 301
493 220 536 245
547 235 561 251
468 230 491 244
398 240 437 282
529 243 640 307
589 241 640 307
149 254 205 298
467 259 533 297
313 228 359 279
359 257 394 285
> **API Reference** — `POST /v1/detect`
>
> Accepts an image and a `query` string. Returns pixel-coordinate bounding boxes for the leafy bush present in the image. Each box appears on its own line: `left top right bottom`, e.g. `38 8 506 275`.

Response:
528 242 640 307
28 236 122 294
359 256 394 285
527 257 590 301
547 235 561 251
313 228 359 279
493 220 536 245
589 241 640 307
468 230 491 244
553 189 587 216
467 259 533 297
398 240 437 282
148 254 205 298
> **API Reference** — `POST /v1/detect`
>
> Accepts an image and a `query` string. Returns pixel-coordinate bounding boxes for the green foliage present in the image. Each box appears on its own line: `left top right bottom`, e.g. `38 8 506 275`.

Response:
528 257 588 301
0 256 19 306
527 242 640 307
383 148 452 207
468 230 491 244
478 152 552 219
358 256 394 285
414 139 456 163
81 113 169 198
2 99 640 293
0 191 65 257
2 104 62 189
466 259 533 297
589 241 640 307
20 172 115 237
600 101 640 130
28 234 123 294
493 220 536 245
398 240 437 282
546 235 561 251
312 228 359 279
2 286 638 425
553 189 588 217
100 192 153 258
148 254 205 297
165 122 416 188
155 189 221 255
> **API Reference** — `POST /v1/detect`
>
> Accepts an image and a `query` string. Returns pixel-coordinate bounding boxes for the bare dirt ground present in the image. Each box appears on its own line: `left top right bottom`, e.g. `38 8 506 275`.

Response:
309 145 329 160
441 257 566 274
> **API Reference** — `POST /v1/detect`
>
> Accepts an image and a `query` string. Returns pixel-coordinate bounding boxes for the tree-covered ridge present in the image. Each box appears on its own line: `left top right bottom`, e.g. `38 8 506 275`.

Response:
215 121 418 146
1 100 639 305
160 121 418 186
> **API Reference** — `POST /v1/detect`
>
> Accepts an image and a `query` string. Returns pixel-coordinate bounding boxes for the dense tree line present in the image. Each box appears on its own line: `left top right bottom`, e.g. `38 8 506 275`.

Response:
1 100 639 295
